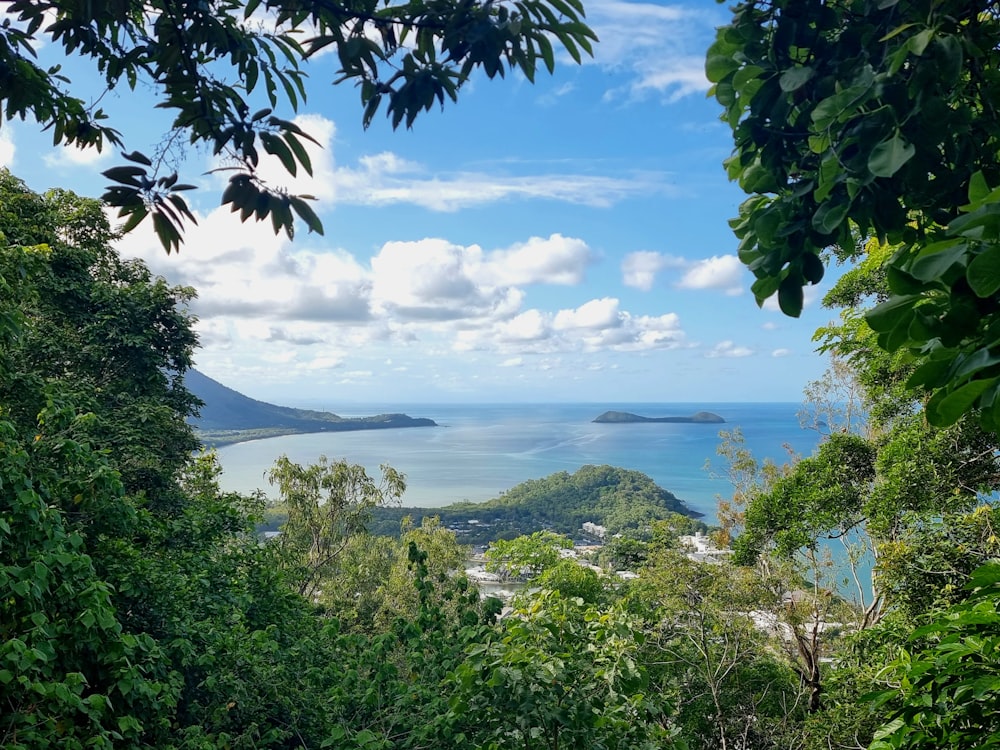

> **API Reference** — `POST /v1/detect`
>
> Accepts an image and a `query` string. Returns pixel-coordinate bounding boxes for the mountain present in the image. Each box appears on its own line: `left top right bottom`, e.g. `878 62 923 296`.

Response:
593 410 725 424
185 369 436 445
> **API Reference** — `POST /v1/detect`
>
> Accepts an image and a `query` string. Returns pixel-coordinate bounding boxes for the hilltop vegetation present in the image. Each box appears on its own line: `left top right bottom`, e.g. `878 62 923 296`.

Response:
368 464 705 543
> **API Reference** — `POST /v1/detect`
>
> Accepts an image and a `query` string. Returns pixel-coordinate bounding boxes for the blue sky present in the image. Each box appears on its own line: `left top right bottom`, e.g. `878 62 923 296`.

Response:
2 1 846 406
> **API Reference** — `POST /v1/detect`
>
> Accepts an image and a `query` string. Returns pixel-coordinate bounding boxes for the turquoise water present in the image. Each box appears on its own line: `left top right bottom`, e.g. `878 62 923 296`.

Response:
215 402 822 520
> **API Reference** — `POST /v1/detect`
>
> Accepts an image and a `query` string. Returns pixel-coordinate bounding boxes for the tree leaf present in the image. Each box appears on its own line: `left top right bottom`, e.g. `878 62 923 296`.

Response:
779 66 814 92
868 133 915 178
967 243 1000 297
777 274 804 317
927 379 995 427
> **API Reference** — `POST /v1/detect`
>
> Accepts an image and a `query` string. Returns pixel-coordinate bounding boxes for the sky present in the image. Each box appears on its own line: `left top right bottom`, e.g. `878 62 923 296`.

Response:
1 1 849 407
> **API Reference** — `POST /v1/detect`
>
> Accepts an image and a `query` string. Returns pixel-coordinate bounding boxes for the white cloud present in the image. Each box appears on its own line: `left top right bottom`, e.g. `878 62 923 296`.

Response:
210 113 337 201
480 234 592 286
584 1 724 102
554 297 622 330
115 207 657 371
537 82 577 107
43 144 111 169
621 250 685 291
772 348 791 357
623 251 746 295
210 113 672 213
676 255 745 295
706 340 754 358
455 300 684 355
0 130 13 168
333 156 669 210
500 357 524 367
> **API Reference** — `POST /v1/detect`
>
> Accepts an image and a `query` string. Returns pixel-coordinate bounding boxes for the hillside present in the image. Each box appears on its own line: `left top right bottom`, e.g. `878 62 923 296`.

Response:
186 369 436 445
368 464 704 544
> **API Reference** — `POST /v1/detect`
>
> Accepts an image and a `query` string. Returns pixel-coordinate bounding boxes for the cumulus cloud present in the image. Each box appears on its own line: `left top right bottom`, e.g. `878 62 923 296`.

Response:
622 250 685 291
479 234 593 286
623 251 746 295
676 255 745 295
116 204 675 372
772 348 791 357
706 340 754 358
455 299 684 355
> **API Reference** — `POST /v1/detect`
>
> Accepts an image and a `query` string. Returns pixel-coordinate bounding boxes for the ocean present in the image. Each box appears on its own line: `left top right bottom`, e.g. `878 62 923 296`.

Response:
214 402 822 521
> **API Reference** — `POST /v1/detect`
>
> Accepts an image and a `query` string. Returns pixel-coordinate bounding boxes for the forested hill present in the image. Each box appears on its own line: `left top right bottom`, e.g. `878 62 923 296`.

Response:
186 369 436 445
369 465 704 543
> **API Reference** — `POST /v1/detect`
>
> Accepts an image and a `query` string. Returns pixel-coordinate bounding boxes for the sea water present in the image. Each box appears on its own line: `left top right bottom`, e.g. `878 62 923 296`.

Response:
214 402 822 520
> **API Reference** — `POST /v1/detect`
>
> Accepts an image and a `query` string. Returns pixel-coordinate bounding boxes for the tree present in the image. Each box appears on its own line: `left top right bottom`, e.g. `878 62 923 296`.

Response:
868 561 1000 750
629 550 802 749
483 530 573 582
450 590 668 750
0 171 200 513
2 0 596 250
709 0 1000 430
268 454 405 598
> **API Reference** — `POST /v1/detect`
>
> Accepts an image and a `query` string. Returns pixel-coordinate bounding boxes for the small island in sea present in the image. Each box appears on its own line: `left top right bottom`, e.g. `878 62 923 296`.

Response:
593 410 725 424
186 369 437 446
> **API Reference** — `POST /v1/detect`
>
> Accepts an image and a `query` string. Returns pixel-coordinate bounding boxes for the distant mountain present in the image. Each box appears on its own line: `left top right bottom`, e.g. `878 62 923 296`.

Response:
185 369 436 445
593 410 725 424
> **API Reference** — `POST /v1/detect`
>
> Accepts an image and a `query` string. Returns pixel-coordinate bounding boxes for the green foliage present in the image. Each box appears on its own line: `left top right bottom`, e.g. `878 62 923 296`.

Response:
484 530 572 581
0 170 200 512
535 560 607 604
371 464 701 543
1 0 595 250
450 590 670 750
268 454 406 598
868 561 1000 750
629 551 802 750
711 0 1000 429
0 413 177 749
734 433 876 563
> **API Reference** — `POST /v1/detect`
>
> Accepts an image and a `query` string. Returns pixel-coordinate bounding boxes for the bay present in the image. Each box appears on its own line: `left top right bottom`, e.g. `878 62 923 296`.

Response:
215 402 821 520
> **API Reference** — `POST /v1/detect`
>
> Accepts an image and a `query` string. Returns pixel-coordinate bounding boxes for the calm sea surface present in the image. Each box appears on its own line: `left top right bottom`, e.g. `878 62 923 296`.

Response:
215 402 822 521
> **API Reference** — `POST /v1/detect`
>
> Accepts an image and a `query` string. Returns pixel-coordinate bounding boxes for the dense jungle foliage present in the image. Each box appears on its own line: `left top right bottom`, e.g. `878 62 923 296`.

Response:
4 1 1000 747
3 168 1000 750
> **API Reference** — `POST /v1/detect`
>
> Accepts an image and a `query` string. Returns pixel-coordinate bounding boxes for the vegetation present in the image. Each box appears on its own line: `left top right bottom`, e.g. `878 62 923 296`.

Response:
710 0 1000 430
1 0 595 250
368 464 705 543
5 0 1000 745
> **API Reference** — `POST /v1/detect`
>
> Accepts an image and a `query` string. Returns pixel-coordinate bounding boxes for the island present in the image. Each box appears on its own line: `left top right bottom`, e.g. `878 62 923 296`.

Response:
593 410 725 424
185 369 437 446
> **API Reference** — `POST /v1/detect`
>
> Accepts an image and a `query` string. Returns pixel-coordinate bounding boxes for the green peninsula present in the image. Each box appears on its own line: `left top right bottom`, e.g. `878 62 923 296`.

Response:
367 465 705 544
186 369 436 446
593 410 725 424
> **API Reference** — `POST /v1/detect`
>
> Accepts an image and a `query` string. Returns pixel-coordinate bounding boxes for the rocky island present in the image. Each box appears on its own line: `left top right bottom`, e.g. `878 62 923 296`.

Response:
593 410 725 424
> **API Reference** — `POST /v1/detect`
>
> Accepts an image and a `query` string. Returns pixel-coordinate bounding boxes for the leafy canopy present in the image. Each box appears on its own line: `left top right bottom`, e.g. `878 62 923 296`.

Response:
710 0 1000 430
2 0 596 251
